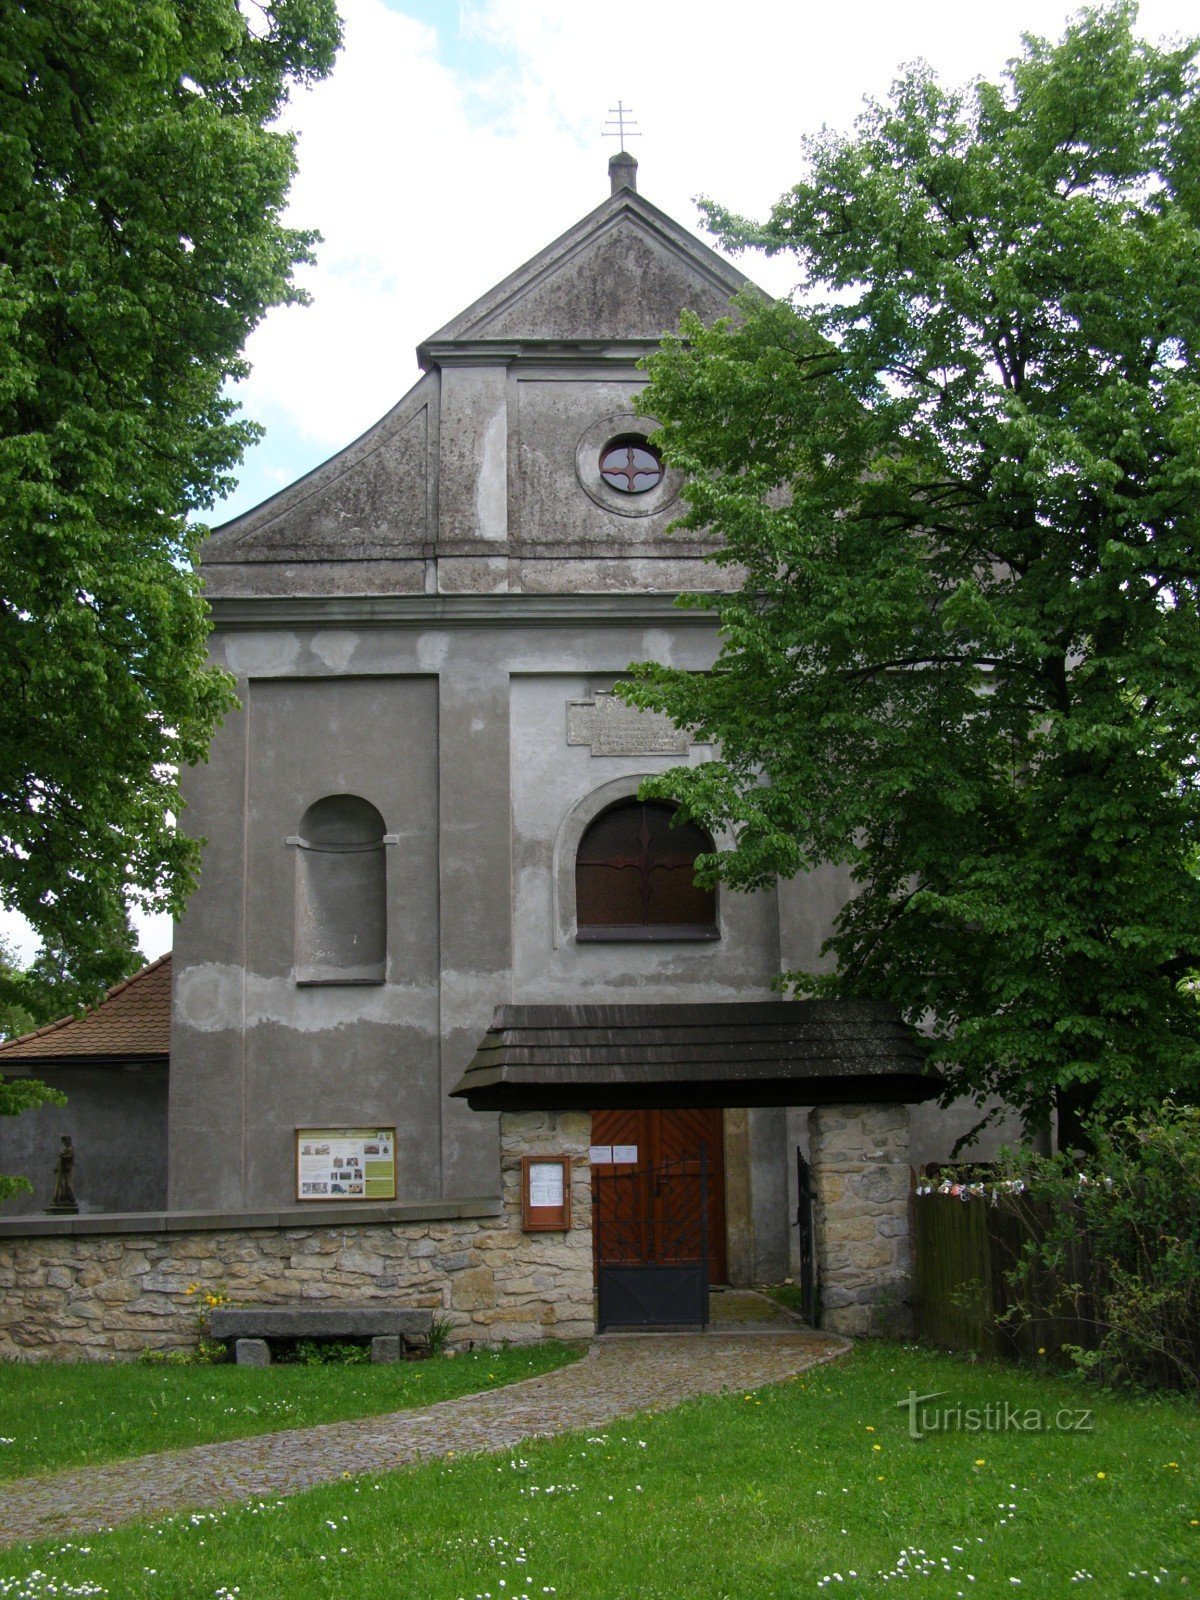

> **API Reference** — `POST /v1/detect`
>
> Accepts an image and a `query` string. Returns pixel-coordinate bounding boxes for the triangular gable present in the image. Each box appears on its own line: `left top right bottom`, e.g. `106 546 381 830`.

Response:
200 185 759 569
419 189 755 358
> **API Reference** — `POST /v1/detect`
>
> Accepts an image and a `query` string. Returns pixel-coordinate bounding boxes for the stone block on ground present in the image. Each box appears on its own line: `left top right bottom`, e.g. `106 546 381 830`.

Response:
234 1338 271 1367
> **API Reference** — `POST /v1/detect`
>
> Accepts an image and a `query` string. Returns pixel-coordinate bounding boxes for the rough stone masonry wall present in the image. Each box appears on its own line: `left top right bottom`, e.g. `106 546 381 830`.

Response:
808 1103 912 1338
0 1110 594 1361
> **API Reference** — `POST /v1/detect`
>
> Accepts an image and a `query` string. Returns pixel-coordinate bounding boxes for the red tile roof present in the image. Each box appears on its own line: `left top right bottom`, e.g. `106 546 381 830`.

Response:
0 953 171 1063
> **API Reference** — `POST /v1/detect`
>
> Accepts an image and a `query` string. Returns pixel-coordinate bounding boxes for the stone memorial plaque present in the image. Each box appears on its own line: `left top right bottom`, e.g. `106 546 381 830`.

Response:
567 692 691 757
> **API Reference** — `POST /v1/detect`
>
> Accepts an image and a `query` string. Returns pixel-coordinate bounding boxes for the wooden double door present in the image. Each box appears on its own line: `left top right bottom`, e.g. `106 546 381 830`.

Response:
591 1107 727 1285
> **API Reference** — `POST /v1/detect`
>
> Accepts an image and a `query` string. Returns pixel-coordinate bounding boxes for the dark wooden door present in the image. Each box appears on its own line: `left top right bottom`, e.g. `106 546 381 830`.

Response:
591 1107 727 1283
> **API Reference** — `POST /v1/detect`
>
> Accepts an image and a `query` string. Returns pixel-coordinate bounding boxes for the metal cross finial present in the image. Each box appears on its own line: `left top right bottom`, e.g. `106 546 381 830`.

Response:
603 100 641 152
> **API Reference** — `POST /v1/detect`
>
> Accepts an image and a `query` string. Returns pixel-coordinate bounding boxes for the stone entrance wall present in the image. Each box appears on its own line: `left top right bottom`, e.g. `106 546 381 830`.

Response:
0 1111 593 1361
808 1103 912 1337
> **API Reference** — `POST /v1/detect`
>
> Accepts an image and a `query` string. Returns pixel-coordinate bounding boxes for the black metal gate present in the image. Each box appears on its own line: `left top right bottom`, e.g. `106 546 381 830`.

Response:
795 1147 818 1325
593 1145 710 1331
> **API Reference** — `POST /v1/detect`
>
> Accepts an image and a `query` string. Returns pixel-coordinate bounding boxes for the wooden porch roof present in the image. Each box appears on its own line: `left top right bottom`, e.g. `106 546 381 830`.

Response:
453 999 942 1111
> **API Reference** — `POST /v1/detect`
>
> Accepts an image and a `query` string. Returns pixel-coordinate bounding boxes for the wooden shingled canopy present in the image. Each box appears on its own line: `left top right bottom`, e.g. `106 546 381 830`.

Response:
452 1000 942 1111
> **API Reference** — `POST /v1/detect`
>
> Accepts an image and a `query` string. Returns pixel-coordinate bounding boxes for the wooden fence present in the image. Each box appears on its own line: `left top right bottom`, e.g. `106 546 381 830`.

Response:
913 1189 1097 1361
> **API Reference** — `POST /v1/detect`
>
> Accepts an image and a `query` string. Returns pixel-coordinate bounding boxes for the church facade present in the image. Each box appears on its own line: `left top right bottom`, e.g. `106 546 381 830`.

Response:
172 156 784 1247
0 157 1018 1356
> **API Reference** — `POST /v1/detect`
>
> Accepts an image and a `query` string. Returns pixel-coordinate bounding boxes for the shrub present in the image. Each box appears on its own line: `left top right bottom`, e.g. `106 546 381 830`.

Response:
997 1103 1200 1392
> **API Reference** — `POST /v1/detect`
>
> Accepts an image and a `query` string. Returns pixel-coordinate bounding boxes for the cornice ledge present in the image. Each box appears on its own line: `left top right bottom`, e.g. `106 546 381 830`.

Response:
419 338 668 371
207 592 728 632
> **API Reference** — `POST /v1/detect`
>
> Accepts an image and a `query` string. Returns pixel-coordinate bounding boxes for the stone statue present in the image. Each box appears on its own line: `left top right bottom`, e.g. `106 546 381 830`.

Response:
48 1135 78 1214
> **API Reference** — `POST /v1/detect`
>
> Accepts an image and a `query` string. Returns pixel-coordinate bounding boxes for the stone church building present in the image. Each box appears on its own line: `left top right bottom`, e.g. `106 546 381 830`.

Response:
0 156 1017 1358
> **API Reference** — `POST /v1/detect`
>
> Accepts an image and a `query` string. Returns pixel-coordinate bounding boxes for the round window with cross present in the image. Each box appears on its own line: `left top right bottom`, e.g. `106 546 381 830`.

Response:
598 435 665 495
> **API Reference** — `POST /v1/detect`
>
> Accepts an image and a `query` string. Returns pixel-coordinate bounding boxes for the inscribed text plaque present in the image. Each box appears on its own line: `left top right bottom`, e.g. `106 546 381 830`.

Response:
567 692 691 757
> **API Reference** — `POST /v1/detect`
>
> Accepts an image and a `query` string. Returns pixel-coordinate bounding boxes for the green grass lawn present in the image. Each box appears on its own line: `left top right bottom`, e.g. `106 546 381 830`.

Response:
0 1344 579 1481
2 1341 1196 1597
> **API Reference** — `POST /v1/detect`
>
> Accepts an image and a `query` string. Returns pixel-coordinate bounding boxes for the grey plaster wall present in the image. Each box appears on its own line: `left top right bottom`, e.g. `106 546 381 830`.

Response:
168 168 1028 1284
201 378 435 571
909 1094 1028 1168
0 1066 166 1217
170 674 442 1212
509 671 780 1003
748 1106 790 1283
197 187 750 608
515 377 679 553
474 216 735 341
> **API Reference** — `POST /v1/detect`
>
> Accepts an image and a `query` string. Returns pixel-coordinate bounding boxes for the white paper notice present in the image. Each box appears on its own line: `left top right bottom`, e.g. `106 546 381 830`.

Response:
612 1145 638 1164
589 1145 613 1165
529 1161 565 1208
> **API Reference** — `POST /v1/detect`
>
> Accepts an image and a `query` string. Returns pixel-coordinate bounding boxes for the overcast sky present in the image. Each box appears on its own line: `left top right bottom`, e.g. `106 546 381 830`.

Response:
5 0 1197 971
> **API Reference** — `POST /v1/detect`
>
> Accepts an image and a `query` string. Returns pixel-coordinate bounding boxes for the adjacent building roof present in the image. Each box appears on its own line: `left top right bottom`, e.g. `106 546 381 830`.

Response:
453 1000 942 1111
0 954 171 1067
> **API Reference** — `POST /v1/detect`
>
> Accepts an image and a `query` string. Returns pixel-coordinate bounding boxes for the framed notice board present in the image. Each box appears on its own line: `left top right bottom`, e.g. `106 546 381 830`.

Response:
296 1127 396 1201
521 1155 572 1231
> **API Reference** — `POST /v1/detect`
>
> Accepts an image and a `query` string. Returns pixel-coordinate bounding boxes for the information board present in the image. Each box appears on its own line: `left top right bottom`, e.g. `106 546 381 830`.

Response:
520 1154 572 1232
296 1127 396 1201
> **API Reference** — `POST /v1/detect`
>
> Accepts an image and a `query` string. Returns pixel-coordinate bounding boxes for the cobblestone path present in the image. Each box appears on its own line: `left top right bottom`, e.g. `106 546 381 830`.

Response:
0 1329 846 1547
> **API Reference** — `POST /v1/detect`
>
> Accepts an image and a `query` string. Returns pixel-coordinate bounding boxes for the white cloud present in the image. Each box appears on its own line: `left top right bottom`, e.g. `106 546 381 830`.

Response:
231 0 1200 469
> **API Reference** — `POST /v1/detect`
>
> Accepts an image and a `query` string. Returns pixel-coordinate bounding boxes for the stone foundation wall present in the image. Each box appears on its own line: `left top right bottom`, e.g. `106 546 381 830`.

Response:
0 1110 593 1361
809 1103 912 1338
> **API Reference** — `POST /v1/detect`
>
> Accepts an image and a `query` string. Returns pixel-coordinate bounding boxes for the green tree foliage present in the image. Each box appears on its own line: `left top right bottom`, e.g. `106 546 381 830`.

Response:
629 5 1200 1133
0 0 341 1018
0 934 35 1042
0 933 62 1202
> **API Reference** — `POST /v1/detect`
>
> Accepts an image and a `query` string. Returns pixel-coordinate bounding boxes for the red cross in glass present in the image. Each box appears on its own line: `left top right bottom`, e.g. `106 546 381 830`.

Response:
592 805 696 923
599 440 664 494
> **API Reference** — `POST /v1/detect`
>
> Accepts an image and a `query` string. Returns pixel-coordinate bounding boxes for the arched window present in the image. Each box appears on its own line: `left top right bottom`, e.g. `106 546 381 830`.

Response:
291 795 387 983
575 799 718 941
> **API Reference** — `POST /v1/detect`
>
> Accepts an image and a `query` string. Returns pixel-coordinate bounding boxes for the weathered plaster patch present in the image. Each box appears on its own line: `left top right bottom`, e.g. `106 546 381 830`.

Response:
174 965 439 1035
416 632 450 673
309 631 359 671
222 634 302 677
476 406 507 542
439 969 511 1032
639 629 674 666
173 963 243 1032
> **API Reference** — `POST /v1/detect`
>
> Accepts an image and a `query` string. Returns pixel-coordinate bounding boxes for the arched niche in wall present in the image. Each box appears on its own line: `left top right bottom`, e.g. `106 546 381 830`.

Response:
287 795 395 984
